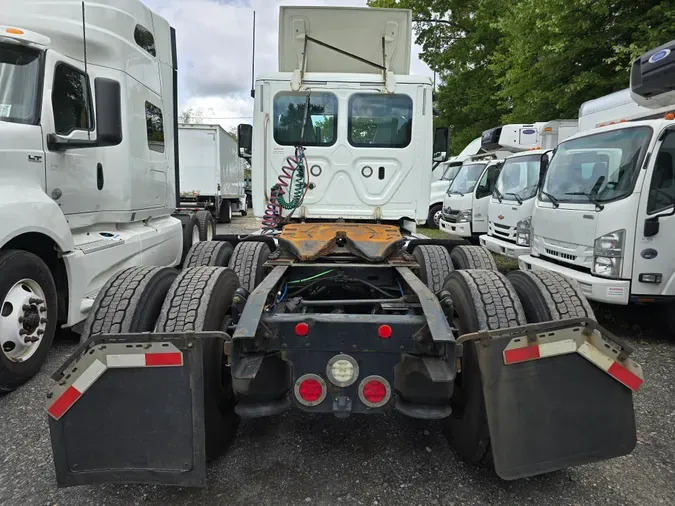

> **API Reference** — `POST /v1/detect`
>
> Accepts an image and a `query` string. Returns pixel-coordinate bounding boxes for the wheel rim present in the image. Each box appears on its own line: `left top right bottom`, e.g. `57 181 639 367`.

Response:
1 279 48 362
434 210 442 226
207 222 215 241
192 224 201 243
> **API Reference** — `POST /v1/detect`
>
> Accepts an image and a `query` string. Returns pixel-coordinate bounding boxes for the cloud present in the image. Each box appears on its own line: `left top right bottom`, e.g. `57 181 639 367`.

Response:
143 0 432 131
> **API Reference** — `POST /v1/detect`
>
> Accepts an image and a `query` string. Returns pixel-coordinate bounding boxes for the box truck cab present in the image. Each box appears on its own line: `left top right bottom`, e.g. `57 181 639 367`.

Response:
480 120 578 258
438 124 545 239
0 0 183 390
519 39 675 330
426 137 482 228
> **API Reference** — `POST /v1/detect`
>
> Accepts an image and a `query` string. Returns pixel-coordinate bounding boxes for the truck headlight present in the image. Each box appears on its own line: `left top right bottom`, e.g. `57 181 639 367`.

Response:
456 210 472 223
592 229 624 278
516 217 531 246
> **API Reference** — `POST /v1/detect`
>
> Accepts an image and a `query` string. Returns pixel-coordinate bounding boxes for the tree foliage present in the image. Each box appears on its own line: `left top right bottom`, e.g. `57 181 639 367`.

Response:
369 0 675 154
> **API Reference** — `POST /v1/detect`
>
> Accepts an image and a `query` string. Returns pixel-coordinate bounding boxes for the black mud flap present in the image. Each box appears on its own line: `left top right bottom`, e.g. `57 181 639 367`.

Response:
46 332 220 487
468 319 642 480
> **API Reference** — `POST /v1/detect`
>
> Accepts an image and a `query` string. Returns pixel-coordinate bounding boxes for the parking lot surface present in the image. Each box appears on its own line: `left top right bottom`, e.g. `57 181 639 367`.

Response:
0 220 673 505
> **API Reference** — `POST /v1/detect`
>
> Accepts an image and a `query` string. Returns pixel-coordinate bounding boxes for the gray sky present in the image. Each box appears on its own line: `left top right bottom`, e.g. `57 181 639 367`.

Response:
142 0 433 131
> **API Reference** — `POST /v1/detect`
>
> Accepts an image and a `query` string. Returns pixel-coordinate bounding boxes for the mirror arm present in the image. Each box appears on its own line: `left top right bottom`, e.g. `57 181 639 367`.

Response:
46 133 98 152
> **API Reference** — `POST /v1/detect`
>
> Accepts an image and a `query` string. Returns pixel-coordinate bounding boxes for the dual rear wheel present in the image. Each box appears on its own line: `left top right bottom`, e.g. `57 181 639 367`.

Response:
412 244 595 466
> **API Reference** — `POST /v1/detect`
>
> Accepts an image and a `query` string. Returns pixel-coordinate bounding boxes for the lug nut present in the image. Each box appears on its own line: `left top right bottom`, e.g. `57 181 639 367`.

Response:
40 318 48 324
37 329 45 336
19 329 29 336
18 316 24 323
31 336 40 343
22 305 31 311
29 298 43 304
40 307 47 313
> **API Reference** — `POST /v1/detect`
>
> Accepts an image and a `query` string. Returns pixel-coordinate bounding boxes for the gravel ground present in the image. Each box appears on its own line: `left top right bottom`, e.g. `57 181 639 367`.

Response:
1 217 673 505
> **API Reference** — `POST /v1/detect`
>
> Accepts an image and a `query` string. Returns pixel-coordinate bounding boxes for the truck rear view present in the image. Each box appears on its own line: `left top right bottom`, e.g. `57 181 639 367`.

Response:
45 4 643 489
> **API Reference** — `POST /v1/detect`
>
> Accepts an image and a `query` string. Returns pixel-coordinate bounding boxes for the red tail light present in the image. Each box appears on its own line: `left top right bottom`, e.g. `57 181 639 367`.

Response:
294 374 327 406
358 375 391 407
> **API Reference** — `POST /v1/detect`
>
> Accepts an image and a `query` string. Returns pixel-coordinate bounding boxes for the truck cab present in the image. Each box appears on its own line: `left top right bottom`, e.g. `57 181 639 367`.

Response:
480 120 577 258
426 137 482 229
519 39 675 329
0 1 182 390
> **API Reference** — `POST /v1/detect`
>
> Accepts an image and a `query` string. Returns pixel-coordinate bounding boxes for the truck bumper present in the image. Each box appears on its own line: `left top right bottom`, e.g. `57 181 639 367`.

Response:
518 255 630 305
439 218 471 237
480 235 529 259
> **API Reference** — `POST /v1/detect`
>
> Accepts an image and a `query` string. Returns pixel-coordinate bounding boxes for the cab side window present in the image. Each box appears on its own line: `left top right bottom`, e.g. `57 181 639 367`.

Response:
647 131 675 214
52 64 93 135
476 164 501 198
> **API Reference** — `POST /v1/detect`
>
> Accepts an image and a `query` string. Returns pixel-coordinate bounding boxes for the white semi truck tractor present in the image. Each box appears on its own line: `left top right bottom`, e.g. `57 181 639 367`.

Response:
519 40 675 331
0 0 220 390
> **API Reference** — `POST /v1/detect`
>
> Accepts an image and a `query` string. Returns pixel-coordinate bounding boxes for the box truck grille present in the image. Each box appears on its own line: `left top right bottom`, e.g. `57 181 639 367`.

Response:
545 249 576 262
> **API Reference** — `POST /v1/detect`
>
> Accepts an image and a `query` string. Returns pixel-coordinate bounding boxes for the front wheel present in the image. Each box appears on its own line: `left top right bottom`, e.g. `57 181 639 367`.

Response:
427 204 442 230
0 250 58 392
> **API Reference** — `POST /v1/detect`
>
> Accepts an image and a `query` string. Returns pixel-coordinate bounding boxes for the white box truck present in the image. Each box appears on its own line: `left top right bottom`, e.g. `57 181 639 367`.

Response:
426 137 483 229
519 39 675 331
178 123 247 224
480 120 578 258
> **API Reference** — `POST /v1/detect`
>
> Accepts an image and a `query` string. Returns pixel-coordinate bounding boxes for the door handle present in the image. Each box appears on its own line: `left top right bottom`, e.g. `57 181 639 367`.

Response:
97 163 104 190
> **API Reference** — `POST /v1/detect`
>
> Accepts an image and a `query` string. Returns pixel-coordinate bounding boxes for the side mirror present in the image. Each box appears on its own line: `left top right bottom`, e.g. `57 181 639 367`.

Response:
644 202 675 237
47 77 122 151
433 127 450 162
644 217 660 237
238 123 252 159
94 78 123 147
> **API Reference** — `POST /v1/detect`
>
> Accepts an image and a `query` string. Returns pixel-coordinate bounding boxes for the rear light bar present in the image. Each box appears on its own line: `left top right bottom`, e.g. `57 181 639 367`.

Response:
47 343 183 420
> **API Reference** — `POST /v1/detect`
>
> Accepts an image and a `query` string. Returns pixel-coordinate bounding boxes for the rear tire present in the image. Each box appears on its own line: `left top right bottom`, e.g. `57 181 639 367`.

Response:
450 245 497 270
179 214 200 265
79 266 178 345
507 270 595 323
443 269 526 465
427 204 442 230
0 250 58 392
183 241 234 269
218 200 232 224
412 245 453 294
155 267 240 461
228 241 271 292
196 210 216 241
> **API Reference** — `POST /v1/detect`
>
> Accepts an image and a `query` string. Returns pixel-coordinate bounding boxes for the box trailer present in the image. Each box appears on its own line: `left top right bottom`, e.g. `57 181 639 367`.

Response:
178 123 247 223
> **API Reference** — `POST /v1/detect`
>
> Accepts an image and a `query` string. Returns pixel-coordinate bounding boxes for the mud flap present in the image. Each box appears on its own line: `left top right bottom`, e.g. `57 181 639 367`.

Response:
467 319 641 480
47 332 220 487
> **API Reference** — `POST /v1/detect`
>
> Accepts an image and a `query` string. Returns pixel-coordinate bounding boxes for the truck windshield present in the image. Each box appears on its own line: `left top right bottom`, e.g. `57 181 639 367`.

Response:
441 164 461 181
448 163 486 195
542 127 652 204
495 154 542 201
0 44 41 125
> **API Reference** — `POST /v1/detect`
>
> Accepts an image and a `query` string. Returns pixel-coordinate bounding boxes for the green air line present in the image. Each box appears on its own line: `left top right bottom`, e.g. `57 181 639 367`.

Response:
287 270 335 284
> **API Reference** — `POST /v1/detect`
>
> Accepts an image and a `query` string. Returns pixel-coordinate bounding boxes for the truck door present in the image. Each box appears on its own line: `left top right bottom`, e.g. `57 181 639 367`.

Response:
632 129 675 296
473 163 502 234
42 52 100 215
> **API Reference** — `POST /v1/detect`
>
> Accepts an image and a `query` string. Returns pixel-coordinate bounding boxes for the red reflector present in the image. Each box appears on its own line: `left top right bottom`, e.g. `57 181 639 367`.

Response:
298 378 323 402
504 345 540 364
378 324 392 339
47 386 81 419
608 362 643 392
295 322 309 336
145 352 182 366
362 380 387 404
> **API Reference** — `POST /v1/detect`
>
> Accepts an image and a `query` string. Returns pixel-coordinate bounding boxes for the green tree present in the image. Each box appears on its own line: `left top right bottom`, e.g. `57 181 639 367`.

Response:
491 0 675 123
368 0 507 154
